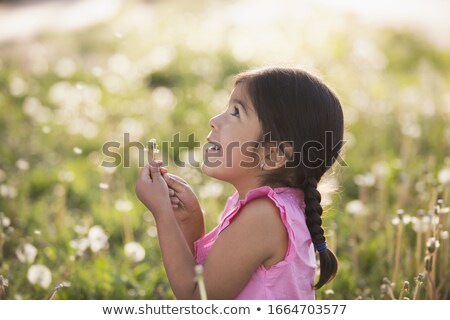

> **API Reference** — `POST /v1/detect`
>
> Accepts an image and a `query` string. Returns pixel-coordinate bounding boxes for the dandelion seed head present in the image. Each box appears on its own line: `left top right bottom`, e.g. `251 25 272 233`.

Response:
0 184 17 198
99 182 109 190
42 126 51 134
199 181 224 199
402 281 410 291
91 66 103 77
440 231 449 240
1 214 10 227
402 215 412 224
54 57 76 78
371 161 390 178
9 76 27 96
147 226 157 238
16 243 38 264
426 237 440 253
73 147 83 155
124 242 146 263
325 289 334 296
114 199 133 212
354 173 376 187
101 166 117 175
75 83 85 90
412 216 435 233
143 211 154 222
34 230 41 235
70 238 90 255
27 264 52 288
438 167 450 185
416 273 425 283
58 170 75 182
345 200 368 216
87 226 109 252
194 264 204 276
15 159 30 171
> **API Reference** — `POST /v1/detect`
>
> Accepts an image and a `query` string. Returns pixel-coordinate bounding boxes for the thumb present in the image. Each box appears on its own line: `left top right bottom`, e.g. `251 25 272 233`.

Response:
149 160 164 181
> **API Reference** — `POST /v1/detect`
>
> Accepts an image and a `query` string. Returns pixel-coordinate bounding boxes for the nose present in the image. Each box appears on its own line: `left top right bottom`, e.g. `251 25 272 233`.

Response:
209 114 220 130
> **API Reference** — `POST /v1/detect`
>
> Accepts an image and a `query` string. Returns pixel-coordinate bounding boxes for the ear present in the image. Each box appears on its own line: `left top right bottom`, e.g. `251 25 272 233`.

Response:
260 141 293 171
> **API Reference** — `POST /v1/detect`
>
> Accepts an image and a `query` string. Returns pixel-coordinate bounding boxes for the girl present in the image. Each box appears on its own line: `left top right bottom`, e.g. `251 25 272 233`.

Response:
135 67 344 299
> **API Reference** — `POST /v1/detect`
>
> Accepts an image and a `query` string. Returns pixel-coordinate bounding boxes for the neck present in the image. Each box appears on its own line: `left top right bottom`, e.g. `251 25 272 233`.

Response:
232 176 263 201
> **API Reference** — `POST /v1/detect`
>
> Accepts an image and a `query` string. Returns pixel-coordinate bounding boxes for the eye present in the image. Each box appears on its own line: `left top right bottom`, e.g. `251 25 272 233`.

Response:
230 106 240 117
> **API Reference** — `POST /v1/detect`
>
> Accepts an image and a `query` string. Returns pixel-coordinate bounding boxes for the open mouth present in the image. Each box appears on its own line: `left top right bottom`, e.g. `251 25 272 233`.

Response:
207 141 222 152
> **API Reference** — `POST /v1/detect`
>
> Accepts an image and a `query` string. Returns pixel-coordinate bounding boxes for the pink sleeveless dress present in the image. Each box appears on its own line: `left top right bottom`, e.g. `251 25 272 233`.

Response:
194 186 316 299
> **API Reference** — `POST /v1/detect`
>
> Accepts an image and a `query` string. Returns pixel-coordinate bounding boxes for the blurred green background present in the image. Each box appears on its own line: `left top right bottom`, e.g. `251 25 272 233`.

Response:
0 0 449 299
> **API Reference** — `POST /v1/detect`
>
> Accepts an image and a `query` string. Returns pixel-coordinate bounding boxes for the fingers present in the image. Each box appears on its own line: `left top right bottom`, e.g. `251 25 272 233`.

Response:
162 173 187 193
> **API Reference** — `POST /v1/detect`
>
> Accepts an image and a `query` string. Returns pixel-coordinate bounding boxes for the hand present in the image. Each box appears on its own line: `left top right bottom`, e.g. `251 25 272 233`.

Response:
135 160 172 217
162 172 203 223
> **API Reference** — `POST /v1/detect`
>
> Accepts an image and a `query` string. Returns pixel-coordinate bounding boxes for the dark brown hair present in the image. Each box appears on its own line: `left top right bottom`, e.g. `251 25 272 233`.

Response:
234 67 344 289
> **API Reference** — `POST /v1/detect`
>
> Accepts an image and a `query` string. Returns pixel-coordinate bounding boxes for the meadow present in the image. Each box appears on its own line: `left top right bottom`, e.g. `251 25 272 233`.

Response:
0 1 449 299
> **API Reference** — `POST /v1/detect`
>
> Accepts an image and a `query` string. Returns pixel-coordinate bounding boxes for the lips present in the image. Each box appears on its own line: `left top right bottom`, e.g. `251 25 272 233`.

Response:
206 138 222 152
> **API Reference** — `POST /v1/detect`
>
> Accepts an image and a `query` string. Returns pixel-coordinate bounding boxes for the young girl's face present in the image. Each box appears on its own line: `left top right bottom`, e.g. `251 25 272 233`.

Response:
202 82 263 185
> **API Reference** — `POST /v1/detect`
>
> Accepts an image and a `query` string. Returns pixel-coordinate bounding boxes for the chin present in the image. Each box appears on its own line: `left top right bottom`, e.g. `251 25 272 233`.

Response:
201 162 230 182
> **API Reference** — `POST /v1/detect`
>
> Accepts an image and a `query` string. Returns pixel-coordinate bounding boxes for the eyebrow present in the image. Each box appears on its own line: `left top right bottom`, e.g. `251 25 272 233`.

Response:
230 98 250 116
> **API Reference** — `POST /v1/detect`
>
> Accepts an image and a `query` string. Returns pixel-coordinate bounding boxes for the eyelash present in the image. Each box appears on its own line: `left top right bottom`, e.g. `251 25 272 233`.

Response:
230 106 240 117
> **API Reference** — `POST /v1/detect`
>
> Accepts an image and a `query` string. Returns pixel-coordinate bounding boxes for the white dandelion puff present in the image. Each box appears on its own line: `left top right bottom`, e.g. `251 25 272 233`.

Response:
16 243 38 264
354 173 376 187
15 159 30 171
58 170 75 182
88 226 109 252
73 147 83 155
147 226 157 238
99 182 109 190
27 264 52 288
199 181 224 199
69 238 90 255
0 184 17 198
1 215 11 227
438 167 450 185
114 199 133 212
124 242 146 263
41 126 51 134
345 200 368 216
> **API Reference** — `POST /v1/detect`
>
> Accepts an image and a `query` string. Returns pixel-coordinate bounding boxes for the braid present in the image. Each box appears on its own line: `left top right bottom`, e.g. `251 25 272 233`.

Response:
304 177 325 244
303 175 338 289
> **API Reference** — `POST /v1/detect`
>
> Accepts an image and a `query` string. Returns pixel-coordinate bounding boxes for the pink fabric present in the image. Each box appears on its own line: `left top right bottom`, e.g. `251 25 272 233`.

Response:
194 186 316 300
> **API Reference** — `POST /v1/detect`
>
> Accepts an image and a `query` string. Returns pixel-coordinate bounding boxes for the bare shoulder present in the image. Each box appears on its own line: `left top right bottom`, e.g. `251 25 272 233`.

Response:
232 197 289 266
200 195 288 298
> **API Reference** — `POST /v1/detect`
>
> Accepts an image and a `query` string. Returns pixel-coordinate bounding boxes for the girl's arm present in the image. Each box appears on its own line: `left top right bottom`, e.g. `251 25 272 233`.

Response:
136 161 286 299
